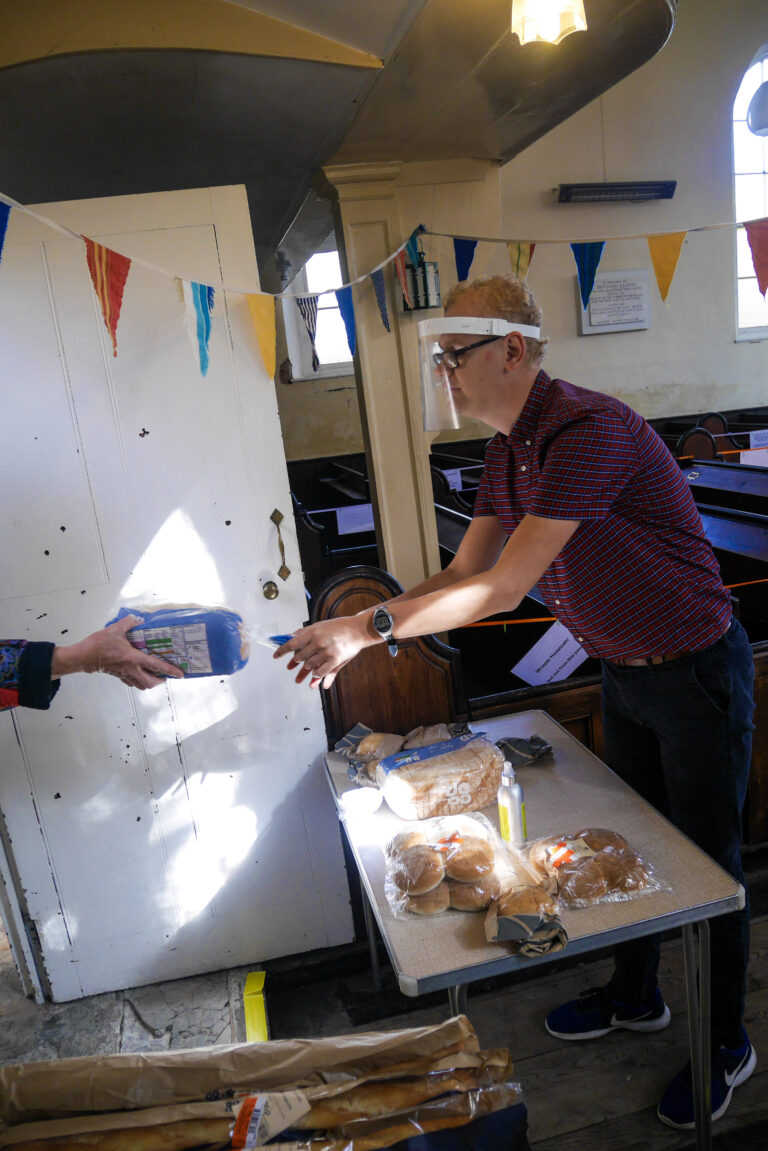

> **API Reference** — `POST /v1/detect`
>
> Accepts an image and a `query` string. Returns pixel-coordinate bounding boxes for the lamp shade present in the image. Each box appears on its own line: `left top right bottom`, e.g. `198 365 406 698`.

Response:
747 80 768 137
511 0 587 46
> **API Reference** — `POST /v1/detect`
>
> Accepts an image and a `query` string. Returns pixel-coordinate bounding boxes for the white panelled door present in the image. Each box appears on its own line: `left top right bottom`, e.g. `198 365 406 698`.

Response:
0 187 352 1001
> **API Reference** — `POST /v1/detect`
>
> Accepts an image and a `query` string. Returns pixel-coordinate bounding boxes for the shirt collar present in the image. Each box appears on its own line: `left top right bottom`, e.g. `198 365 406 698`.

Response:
506 369 551 445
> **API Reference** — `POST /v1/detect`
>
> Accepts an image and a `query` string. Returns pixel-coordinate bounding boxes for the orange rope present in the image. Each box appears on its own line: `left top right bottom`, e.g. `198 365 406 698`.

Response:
463 577 768 629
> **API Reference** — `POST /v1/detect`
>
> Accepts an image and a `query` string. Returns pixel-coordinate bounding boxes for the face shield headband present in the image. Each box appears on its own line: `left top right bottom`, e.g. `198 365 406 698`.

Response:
417 316 542 432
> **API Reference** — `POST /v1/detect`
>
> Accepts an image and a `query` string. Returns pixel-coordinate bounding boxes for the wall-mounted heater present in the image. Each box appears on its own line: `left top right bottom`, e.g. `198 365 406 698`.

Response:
557 180 677 203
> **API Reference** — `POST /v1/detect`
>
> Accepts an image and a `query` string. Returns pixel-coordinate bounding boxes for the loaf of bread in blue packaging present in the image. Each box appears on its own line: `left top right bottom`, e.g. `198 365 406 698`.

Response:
375 733 504 820
107 605 249 677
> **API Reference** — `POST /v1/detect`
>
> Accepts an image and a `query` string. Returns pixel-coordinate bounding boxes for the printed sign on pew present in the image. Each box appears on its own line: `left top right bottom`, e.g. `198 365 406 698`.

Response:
745 429 768 467
512 621 589 686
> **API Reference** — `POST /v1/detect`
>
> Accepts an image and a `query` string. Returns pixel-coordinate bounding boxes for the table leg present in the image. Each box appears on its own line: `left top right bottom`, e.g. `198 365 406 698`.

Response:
362 891 382 990
682 920 712 1151
447 984 468 1017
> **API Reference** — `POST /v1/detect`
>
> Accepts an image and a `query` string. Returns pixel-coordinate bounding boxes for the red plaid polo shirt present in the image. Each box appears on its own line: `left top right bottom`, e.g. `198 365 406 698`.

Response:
473 371 731 659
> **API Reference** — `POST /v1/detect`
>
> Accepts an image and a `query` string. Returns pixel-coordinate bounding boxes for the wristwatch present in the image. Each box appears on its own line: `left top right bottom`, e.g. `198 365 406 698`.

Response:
372 606 398 657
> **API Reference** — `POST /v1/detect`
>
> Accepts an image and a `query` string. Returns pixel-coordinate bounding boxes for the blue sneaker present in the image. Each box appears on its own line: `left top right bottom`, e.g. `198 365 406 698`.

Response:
545 984 671 1040
657 1031 757 1128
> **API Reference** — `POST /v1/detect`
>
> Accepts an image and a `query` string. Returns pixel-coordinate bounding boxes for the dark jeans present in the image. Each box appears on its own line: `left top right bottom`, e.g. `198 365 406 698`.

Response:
601 617 755 1048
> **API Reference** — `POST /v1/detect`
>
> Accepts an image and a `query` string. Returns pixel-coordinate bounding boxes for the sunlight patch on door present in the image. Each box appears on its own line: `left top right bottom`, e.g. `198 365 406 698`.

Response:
158 772 259 923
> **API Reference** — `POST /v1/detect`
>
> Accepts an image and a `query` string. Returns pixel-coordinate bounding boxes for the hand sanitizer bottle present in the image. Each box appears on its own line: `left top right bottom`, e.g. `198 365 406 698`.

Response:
498 760 527 847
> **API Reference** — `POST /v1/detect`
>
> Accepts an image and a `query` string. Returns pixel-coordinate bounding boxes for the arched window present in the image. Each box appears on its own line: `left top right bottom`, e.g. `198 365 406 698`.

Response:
734 46 768 337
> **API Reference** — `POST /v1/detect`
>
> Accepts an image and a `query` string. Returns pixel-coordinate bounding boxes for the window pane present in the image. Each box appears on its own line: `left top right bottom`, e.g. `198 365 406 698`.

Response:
735 173 767 221
738 276 768 329
305 251 343 293
737 226 757 276
733 121 766 175
315 307 353 364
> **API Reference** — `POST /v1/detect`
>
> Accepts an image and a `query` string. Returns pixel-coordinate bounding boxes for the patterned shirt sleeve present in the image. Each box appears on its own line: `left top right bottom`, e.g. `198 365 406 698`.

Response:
0 640 59 711
528 413 638 520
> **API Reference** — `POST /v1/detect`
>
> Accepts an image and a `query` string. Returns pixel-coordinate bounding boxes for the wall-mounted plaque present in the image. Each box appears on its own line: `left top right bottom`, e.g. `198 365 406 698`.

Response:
578 268 651 335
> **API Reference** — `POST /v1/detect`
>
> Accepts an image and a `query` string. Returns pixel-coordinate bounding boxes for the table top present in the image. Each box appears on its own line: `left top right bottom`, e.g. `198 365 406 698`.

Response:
325 711 744 996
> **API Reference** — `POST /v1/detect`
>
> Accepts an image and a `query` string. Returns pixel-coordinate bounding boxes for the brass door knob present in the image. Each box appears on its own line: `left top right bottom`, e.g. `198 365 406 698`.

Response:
262 581 279 600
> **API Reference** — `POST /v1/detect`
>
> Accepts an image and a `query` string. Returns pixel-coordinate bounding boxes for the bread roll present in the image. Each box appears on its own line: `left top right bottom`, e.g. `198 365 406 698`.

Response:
390 845 445 895
355 732 405 781
377 736 504 821
387 829 428 856
443 836 495 882
574 827 629 853
403 724 454 749
496 884 558 919
405 882 451 915
448 874 499 911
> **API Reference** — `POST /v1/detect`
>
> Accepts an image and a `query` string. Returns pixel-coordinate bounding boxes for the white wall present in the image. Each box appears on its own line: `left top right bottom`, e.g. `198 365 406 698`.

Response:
500 0 768 419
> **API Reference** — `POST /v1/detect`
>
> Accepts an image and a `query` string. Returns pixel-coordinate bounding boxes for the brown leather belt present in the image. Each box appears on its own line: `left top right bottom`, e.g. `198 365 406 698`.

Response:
608 650 692 667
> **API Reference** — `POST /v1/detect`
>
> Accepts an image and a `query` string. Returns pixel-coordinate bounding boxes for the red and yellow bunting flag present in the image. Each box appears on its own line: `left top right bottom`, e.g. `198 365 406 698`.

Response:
647 232 686 303
393 248 413 308
744 218 768 297
507 241 535 279
83 237 131 356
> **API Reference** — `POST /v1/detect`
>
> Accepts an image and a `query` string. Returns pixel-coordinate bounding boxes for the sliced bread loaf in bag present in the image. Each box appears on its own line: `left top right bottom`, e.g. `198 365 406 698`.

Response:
375 733 504 820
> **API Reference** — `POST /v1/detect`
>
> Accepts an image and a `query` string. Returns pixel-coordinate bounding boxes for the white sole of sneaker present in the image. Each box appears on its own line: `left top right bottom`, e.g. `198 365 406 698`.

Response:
545 1003 671 1042
657 1045 757 1130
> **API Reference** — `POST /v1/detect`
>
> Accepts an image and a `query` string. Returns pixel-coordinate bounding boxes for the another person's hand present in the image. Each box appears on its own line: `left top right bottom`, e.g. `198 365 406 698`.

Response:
274 617 373 689
50 616 185 690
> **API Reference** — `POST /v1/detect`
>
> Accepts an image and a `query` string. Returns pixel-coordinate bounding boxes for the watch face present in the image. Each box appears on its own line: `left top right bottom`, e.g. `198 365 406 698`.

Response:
373 607 392 635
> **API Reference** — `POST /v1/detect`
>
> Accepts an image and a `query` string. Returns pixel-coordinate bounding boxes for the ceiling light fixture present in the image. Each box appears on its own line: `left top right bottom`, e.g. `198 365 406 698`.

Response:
747 80 768 137
511 1 587 46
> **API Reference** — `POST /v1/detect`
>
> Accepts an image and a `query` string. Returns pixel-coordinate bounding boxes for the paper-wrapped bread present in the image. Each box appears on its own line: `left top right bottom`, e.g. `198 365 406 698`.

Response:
376 733 504 821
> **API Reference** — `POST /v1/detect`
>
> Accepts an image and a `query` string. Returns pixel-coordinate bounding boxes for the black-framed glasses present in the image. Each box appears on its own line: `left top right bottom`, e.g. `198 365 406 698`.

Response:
432 334 503 371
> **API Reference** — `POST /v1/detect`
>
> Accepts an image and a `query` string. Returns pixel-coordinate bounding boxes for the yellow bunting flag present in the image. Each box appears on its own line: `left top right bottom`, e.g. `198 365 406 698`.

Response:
247 293 276 378
507 241 536 280
647 232 687 303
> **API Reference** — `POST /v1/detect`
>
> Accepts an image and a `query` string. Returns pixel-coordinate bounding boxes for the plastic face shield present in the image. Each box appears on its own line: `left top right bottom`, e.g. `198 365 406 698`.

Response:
417 316 542 431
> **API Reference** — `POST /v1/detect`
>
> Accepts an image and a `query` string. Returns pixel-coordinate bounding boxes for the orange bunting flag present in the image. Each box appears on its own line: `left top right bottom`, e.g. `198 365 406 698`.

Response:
83 237 131 356
647 232 687 303
247 293 276 377
507 241 535 280
744 218 768 297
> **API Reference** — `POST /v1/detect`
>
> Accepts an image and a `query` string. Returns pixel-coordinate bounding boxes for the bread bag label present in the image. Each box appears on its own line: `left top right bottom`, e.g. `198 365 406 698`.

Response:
377 731 487 775
547 838 595 869
231 1091 310 1147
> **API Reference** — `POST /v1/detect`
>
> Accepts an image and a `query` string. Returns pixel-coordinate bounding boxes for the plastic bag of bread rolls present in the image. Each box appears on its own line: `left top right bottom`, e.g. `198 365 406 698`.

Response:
525 827 670 907
376 732 505 821
384 813 538 918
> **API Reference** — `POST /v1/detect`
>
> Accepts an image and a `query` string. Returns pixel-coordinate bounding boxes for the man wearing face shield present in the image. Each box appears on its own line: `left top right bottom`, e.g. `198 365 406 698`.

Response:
275 273 755 1129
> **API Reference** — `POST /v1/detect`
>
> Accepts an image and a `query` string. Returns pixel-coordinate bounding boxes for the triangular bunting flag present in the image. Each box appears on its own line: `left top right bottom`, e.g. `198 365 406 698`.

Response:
179 279 215 376
370 268 390 333
507 241 536 280
0 202 10 267
296 295 320 370
405 227 422 268
647 232 687 303
744 218 768 297
454 238 478 282
335 286 356 356
393 249 413 308
247 293 276 377
83 237 131 357
571 242 606 309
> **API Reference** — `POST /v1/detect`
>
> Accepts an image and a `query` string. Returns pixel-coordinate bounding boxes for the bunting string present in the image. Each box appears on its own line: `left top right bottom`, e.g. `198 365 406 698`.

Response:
1 186 767 302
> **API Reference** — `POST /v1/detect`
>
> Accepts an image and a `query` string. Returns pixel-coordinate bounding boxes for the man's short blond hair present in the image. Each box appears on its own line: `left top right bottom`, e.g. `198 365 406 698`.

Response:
443 274 548 365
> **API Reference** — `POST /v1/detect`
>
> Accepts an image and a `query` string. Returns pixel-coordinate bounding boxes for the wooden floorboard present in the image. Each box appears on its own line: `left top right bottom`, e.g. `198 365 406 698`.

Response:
521 917 768 1147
